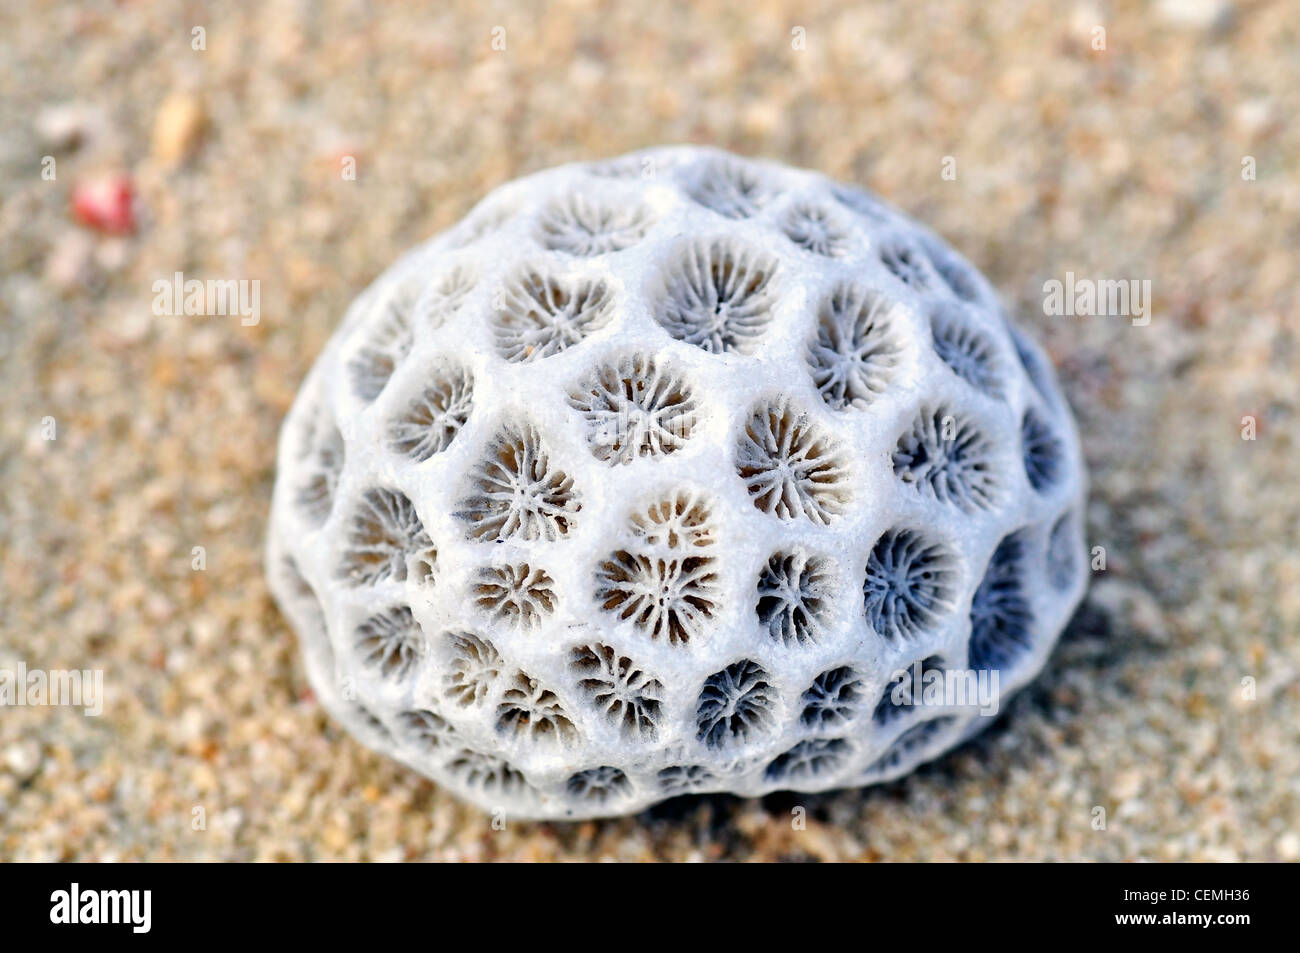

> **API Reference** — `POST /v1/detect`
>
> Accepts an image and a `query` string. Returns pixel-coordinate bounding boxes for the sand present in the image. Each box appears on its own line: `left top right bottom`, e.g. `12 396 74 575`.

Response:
2 0 1296 861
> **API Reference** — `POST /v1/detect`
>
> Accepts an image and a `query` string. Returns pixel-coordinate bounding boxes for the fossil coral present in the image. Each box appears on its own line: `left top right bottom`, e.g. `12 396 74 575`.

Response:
267 146 1088 819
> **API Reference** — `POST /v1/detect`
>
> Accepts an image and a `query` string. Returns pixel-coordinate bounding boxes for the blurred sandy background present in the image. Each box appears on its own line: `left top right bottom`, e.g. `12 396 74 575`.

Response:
2 0 1296 860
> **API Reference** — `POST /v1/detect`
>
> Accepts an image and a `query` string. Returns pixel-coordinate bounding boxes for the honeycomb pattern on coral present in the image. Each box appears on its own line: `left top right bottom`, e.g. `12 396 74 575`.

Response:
267 146 1088 819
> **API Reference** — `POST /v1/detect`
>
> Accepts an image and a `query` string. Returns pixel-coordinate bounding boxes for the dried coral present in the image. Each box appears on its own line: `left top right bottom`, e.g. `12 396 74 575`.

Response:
655 238 778 354
696 660 777 749
459 423 579 542
863 528 958 642
492 268 615 362
892 407 1000 511
756 550 831 646
567 354 697 464
571 644 663 740
387 366 474 462
737 399 850 523
269 146 1087 819
808 283 903 410
538 193 654 255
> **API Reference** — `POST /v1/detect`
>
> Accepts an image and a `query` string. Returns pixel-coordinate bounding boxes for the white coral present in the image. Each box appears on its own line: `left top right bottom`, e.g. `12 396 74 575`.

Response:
267 146 1088 820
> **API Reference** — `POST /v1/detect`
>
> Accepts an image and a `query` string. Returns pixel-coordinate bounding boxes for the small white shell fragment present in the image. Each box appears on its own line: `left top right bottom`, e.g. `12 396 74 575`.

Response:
266 146 1088 820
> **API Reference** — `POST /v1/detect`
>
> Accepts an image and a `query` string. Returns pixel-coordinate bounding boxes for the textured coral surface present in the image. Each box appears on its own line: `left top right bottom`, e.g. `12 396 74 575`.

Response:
267 146 1087 818
5 0 1297 856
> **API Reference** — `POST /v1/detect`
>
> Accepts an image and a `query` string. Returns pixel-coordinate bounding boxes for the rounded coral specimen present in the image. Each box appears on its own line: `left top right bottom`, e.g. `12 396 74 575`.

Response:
268 146 1087 820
